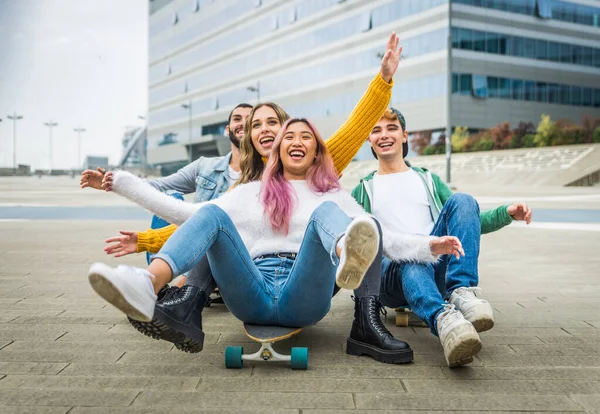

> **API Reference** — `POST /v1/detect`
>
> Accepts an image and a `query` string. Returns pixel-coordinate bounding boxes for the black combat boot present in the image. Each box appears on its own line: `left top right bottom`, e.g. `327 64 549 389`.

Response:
128 284 180 342
153 284 208 353
346 296 413 364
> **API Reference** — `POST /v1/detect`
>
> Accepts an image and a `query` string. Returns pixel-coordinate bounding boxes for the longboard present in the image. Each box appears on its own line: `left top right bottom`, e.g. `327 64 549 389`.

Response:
224 323 307 369
394 307 428 327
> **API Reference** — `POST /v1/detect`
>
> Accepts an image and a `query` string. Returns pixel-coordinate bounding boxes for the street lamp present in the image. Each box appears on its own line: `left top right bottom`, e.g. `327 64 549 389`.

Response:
74 127 86 170
7 112 24 176
44 120 58 175
247 81 260 103
181 101 193 163
445 0 453 186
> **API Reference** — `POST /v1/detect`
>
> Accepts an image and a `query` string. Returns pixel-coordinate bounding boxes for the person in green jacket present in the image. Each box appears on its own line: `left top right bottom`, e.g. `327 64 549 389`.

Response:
351 107 532 367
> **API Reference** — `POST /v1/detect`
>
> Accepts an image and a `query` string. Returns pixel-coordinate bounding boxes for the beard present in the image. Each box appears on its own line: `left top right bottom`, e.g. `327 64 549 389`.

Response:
229 128 241 149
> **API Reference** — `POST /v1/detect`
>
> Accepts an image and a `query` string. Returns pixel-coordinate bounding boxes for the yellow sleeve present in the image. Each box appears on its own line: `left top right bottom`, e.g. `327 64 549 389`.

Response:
137 224 178 254
326 73 393 175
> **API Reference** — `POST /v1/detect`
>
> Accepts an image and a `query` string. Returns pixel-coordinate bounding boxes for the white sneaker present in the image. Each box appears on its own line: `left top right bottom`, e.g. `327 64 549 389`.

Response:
437 304 482 367
449 287 495 333
88 263 157 322
335 217 379 290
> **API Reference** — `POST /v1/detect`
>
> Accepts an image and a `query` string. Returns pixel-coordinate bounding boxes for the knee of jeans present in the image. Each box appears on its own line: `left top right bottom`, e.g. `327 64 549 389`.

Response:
312 200 341 218
447 193 479 214
195 204 229 225
165 190 184 201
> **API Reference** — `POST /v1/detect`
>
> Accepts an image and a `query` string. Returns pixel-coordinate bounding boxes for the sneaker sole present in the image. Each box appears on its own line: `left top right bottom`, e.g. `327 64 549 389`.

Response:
470 317 495 333
445 335 482 368
336 219 379 290
88 266 152 322
346 337 413 364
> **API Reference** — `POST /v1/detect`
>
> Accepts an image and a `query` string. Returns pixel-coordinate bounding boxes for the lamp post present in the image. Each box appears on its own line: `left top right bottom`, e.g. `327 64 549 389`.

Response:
247 81 260 103
181 101 192 163
7 112 24 175
44 121 58 175
445 0 453 186
73 127 86 170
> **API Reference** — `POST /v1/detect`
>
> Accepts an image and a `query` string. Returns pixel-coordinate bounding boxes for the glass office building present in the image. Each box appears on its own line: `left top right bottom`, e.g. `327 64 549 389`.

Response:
148 0 600 172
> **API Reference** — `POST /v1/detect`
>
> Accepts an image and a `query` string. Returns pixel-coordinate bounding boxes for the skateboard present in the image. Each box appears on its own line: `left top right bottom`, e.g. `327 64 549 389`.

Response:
205 288 225 307
394 307 428 327
224 324 307 370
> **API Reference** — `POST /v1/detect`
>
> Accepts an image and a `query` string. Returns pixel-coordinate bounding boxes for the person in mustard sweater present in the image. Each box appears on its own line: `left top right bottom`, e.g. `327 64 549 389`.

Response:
351 107 533 367
101 33 410 362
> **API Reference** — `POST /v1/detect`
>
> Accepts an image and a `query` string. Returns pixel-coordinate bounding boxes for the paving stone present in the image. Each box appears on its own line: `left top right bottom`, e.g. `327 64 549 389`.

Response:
0 389 137 407
510 343 600 355
9 316 125 325
442 367 600 381
71 408 298 414
59 363 252 378
569 394 600 412
404 379 600 394
251 365 446 379
4 340 174 353
0 330 67 341
199 377 405 393
0 351 123 363
132 391 354 409
0 408 71 414
354 392 583 411
0 362 69 375
476 355 600 367
0 324 112 334
0 375 199 391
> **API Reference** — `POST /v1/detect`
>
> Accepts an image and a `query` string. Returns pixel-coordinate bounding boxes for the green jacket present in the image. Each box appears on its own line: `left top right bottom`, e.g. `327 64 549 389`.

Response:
350 167 513 234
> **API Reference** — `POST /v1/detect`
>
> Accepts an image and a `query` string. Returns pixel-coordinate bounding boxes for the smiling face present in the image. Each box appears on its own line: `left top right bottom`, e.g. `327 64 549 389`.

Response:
250 106 282 157
226 105 252 148
279 121 318 180
368 116 408 160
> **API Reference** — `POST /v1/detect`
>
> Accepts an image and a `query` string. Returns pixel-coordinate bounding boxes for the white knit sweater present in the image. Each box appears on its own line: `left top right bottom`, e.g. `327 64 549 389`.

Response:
112 171 438 262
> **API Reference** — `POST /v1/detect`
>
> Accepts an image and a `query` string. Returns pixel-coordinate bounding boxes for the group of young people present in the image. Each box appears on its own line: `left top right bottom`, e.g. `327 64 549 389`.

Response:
80 33 532 367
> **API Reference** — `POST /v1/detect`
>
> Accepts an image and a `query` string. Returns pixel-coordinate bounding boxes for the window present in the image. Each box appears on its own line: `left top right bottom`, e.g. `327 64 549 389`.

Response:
512 79 524 100
452 73 458 94
523 38 536 59
473 30 486 52
498 77 511 99
572 45 582 64
536 0 552 19
486 31 499 54
488 76 499 98
452 27 460 48
472 74 488 98
559 84 570 105
582 47 593 66
559 43 571 63
595 48 600 68
172 12 179 25
536 82 547 103
594 89 600 108
512 36 524 57
582 88 593 107
536 39 547 60
459 28 473 50
499 33 510 55
524 81 536 101
547 42 559 62
360 12 372 32
571 86 582 105
193 0 200 12
459 74 472 95
547 83 559 103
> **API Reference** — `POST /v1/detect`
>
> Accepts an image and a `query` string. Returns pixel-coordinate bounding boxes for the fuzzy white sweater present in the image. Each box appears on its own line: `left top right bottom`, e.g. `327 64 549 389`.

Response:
112 171 438 263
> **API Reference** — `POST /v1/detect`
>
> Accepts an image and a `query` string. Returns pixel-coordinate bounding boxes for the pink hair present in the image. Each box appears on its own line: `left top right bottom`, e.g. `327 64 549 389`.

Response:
261 118 341 234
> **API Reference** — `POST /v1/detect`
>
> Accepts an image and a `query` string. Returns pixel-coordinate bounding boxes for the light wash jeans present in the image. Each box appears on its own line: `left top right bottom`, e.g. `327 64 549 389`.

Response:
154 201 382 327
379 193 481 335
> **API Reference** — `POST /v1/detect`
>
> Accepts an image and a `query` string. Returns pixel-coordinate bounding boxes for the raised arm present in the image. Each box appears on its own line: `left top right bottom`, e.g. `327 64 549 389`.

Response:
326 32 403 175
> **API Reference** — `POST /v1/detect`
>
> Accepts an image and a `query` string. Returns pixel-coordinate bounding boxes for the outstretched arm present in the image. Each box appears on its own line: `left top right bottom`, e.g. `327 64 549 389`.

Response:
104 225 178 257
111 171 202 226
326 32 403 175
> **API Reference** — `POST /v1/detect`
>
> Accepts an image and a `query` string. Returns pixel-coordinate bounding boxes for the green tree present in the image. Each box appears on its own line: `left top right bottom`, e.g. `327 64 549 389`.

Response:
451 126 469 153
593 126 600 143
534 114 557 147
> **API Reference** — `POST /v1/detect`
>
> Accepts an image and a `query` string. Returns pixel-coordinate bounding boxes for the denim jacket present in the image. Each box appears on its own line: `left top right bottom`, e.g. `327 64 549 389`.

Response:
147 153 232 203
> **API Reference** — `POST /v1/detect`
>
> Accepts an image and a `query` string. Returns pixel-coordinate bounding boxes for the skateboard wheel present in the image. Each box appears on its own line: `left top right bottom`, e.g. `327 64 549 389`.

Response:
290 347 308 370
395 312 409 327
225 346 243 369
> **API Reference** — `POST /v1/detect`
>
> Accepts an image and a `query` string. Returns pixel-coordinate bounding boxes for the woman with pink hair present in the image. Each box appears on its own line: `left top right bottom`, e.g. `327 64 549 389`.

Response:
88 118 462 364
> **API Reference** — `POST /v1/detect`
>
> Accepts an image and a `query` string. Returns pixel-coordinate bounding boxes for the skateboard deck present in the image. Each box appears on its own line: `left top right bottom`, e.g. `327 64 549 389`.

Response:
394 307 428 327
224 323 307 369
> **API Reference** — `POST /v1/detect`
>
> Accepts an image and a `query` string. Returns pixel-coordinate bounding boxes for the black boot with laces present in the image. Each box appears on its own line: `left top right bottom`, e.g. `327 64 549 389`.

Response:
127 284 180 343
346 296 413 364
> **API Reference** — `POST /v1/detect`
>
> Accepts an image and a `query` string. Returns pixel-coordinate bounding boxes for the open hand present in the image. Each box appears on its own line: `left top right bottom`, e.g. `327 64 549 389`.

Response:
104 230 138 258
429 236 465 260
507 202 532 224
379 32 403 83
102 171 114 192
80 167 106 190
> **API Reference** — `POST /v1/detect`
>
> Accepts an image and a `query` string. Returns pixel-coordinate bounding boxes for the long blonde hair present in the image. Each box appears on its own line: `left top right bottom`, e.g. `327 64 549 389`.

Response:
237 102 290 185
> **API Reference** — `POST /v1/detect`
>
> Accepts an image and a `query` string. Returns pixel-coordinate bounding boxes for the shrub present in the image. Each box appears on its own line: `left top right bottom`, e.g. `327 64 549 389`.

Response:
523 134 536 148
451 126 469 153
593 127 600 143
410 130 432 155
534 114 557 147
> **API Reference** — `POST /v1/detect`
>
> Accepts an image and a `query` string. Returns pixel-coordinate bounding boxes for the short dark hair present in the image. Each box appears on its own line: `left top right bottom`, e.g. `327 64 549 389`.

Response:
228 103 253 124
370 107 408 159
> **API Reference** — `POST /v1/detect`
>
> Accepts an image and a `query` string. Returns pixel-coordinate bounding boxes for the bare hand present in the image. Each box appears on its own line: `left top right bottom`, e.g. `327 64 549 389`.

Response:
429 236 465 260
102 171 114 192
80 167 106 190
379 32 403 83
104 230 138 258
507 202 532 224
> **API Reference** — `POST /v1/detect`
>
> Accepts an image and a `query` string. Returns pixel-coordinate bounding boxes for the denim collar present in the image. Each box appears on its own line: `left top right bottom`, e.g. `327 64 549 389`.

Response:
214 152 232 172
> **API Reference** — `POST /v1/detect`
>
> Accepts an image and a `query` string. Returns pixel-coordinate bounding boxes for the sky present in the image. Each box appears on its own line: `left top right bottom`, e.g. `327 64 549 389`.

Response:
0 0 148 170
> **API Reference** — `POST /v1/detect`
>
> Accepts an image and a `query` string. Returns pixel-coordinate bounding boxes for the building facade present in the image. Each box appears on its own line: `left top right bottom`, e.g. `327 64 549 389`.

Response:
148 0 600 173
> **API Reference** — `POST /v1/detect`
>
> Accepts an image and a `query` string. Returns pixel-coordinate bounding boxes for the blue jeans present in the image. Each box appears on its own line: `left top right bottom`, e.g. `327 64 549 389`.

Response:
379 193 481 335
154 201 381 327
146 191 184 265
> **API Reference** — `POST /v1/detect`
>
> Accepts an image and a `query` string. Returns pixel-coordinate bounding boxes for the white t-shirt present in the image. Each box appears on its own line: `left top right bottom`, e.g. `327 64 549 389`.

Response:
372 169 434 236
228 166 241 186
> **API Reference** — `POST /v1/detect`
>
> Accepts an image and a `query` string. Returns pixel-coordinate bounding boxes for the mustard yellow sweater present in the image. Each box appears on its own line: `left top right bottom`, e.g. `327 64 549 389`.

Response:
137 73 393 254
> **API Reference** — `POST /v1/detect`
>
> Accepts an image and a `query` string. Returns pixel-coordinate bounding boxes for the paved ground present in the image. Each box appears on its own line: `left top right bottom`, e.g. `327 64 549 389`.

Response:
0 176 599 413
